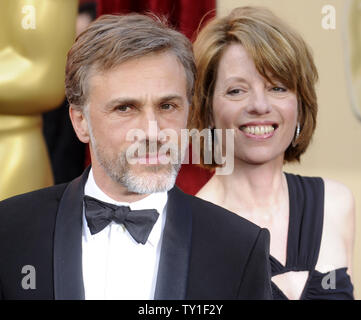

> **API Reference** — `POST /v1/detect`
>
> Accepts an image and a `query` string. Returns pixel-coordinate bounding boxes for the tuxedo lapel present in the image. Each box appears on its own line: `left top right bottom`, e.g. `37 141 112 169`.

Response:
53 167 90 300
54 170 192 300
154 187 192 300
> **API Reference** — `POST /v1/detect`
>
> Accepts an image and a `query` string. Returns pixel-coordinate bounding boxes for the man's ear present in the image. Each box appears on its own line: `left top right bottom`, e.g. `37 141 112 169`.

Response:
69 105 90 143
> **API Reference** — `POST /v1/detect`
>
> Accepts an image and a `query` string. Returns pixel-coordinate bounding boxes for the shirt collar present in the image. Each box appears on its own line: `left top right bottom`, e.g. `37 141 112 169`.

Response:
84 169 168 246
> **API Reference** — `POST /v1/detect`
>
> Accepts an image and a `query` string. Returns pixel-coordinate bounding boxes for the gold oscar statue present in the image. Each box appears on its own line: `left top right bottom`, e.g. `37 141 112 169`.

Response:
0 0 77 200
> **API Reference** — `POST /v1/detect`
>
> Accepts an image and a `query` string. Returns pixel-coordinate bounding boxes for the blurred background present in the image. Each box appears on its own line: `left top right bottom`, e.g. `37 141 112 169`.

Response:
0 0 360 299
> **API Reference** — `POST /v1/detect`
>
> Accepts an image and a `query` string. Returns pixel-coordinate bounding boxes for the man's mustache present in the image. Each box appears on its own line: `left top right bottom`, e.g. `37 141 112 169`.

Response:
127 139 178 158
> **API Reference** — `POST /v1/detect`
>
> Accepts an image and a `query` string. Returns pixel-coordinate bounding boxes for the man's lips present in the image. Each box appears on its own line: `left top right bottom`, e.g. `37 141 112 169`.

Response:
132 153 170 164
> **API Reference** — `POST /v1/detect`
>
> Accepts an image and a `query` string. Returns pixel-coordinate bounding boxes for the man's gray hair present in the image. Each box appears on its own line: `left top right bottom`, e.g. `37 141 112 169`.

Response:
65 13 196 110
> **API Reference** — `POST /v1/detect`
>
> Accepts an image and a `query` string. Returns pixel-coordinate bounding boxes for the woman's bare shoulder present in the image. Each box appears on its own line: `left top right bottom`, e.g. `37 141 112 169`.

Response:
323 178 355 220
316 178 355 274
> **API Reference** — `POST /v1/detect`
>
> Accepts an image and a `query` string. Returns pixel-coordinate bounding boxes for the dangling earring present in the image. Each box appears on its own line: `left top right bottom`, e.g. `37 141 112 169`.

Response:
292 122 301 147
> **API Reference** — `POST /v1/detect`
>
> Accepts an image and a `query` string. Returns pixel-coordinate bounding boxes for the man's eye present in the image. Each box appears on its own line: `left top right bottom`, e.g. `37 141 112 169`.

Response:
116 105 132 112
160 103 174 110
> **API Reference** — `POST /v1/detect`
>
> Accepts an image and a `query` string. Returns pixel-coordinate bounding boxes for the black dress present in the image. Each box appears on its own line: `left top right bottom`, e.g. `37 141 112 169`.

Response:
270 173 354 300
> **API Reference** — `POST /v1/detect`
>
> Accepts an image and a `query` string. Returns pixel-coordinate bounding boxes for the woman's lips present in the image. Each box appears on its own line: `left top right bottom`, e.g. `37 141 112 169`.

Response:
239 123 278 140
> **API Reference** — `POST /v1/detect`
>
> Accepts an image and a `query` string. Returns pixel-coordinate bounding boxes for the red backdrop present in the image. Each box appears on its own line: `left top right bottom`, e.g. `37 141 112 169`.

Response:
96 0 215 40
85 0 216 195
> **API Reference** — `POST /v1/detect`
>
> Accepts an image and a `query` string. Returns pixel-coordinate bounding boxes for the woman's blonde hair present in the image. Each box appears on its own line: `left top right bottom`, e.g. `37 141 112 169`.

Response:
190 6 318 167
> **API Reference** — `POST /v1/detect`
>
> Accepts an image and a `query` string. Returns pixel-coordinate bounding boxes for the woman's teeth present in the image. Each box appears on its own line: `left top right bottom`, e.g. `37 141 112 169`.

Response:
241 125 275 135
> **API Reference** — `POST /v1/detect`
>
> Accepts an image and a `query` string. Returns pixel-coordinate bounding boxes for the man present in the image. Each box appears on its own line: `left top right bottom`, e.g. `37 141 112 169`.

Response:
0 14 272 300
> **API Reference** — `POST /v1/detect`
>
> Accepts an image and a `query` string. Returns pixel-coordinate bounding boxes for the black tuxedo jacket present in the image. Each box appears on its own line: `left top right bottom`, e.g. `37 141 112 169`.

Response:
0 168 272 300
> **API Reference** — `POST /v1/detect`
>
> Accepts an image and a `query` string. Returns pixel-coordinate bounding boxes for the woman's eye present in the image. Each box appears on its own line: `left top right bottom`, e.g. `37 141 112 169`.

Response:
271 86 287 92
227 88 243 95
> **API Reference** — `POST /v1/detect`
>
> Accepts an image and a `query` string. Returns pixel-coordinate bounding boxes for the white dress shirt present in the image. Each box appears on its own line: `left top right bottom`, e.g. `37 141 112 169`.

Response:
82 169 168 300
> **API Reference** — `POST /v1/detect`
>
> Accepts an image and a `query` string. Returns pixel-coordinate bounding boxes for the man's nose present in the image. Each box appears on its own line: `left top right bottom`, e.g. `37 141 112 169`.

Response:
141 109 160 142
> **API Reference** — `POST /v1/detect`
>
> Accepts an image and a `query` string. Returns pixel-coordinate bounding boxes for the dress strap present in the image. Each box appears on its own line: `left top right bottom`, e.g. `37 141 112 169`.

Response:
285 173 325 270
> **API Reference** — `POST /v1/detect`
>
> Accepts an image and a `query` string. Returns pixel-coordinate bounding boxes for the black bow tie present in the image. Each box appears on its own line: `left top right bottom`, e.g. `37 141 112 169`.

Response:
83 195 159 244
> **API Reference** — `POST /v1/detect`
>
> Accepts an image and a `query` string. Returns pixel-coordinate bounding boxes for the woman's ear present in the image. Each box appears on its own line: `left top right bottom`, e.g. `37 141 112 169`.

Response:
69 105 90 143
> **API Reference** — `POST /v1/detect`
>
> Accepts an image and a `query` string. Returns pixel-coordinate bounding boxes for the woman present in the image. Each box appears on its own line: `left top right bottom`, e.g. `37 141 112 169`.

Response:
190 6 355 299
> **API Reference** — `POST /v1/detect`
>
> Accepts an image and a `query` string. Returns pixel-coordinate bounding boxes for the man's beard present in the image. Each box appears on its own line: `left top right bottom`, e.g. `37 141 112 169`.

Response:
88 128 184 194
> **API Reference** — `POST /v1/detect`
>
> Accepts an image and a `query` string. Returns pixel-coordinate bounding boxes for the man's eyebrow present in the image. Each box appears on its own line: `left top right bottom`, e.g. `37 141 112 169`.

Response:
104 97 139 109
104 95 185 109
157 94 185 104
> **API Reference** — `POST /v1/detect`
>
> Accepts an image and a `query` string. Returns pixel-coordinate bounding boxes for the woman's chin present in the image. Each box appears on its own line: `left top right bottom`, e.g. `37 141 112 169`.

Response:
235 151 284 166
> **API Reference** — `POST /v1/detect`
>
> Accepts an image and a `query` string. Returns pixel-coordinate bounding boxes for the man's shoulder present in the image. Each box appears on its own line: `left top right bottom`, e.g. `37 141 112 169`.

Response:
170 186 263 238
172 187 271 299
0 183 68 219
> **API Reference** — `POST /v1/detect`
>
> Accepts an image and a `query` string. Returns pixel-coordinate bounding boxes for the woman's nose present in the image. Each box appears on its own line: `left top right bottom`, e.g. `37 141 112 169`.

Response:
246 89 272 115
